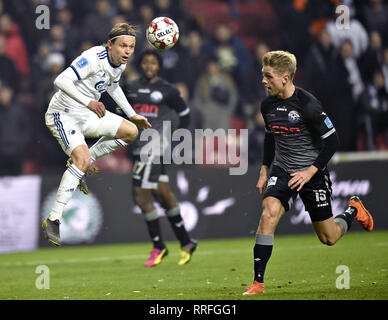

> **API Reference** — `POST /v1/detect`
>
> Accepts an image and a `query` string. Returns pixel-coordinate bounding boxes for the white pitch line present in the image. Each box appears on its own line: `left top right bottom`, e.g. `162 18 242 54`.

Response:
0 241 373 268
0 251 215 268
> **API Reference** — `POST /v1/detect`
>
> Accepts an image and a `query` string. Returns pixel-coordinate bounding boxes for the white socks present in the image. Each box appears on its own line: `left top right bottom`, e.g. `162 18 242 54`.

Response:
89 137 128 163
48 164 85 222
48 138 128 222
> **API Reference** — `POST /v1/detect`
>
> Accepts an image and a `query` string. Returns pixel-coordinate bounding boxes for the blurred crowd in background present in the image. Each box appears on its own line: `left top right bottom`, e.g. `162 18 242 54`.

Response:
0 0 388 176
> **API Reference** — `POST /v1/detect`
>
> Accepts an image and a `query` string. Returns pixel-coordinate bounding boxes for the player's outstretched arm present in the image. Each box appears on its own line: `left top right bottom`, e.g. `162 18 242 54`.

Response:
107 83 151 129
129 114 152 130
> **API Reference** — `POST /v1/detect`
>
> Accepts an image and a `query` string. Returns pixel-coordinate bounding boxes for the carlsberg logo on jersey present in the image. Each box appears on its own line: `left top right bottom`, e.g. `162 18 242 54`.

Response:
42 189 103 244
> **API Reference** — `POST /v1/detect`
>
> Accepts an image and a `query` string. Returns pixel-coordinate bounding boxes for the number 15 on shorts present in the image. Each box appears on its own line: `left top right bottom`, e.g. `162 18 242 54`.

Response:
314 189 329 207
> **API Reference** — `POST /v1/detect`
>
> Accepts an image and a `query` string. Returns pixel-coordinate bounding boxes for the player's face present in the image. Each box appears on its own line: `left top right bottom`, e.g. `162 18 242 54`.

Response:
140 54 160 80
262 66 287 97
108 36 136 65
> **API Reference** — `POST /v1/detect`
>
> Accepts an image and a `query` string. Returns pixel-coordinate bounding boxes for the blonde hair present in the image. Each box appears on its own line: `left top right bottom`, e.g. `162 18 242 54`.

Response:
108 22 136 41
262 50 297 80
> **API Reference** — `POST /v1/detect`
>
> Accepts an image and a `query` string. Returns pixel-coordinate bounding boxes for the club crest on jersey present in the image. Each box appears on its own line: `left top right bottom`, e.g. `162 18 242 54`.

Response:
150 90 163 103
288 110 300 123
94 80 107 93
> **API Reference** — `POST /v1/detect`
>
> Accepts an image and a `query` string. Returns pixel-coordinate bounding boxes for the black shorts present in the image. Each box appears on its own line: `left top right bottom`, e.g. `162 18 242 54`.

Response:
132 155 169 189
263 165 333 222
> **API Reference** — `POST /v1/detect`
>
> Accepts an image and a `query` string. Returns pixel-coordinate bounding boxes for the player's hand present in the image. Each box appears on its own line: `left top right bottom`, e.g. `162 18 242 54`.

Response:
256 174 268 195
288 166 318 191
88 101 106 118
257 165 268 195
257 165 269 195
130 114 152 130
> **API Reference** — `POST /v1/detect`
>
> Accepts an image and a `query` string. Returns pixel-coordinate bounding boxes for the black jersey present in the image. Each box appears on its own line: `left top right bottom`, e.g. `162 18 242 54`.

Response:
124 78 189 155
261 87 336 173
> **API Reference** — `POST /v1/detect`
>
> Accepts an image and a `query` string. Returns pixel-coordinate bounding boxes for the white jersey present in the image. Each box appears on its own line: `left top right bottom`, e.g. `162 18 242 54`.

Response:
48 45 126 115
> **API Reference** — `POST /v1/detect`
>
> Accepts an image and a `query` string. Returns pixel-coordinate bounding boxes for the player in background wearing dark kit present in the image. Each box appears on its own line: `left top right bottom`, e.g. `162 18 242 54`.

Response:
243 51 374 295
124 49 197 267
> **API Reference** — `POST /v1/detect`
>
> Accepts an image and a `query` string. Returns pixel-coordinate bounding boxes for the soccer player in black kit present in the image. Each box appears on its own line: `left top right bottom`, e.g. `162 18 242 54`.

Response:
243 51 374 295
124 49 197 267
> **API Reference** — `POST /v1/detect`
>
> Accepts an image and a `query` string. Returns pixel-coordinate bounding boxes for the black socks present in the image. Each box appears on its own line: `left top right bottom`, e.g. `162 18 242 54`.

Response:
144 206 191 249
334 206 357 234
166 207 191 247
253 234 274 283
144 210 165 250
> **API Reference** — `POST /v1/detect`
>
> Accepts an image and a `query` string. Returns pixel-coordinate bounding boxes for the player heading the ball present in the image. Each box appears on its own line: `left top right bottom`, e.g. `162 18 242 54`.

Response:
42 22 151 246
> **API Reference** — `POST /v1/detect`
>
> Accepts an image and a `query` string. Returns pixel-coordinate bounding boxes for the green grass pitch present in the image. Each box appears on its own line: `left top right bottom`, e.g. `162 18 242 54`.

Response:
1 231 387 300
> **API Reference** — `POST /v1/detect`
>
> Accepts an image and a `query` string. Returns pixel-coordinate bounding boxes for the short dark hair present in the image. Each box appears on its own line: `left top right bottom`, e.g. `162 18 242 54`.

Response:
136 49 163 71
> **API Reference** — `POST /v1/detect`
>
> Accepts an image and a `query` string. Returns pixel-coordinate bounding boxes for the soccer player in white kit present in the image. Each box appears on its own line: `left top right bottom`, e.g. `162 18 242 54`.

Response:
42 23 151 246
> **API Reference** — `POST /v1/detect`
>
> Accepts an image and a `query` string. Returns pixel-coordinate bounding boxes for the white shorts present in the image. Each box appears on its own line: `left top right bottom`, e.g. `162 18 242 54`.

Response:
45 110 124 156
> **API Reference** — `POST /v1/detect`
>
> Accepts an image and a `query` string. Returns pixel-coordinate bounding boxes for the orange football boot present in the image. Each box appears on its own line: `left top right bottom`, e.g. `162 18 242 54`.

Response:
242 281 265 295
348 196 374 232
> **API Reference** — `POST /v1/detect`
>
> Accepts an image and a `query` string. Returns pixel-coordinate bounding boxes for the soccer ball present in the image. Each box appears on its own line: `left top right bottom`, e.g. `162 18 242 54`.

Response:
146 17 179 50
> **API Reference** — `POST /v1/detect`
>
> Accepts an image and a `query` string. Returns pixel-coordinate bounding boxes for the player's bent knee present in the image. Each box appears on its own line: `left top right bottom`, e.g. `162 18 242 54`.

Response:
132 191 145 207
325 237 338 246
317 234 337 246
262 197 283 211
153 190 177 210
152 191 167 209
260 210 278 228
71 146 91 172
123 122 139 143
261 199 282 223
72 157 91 172
260 206 280 229
128 125 139 142
259 198 284 234
116 120 139 144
